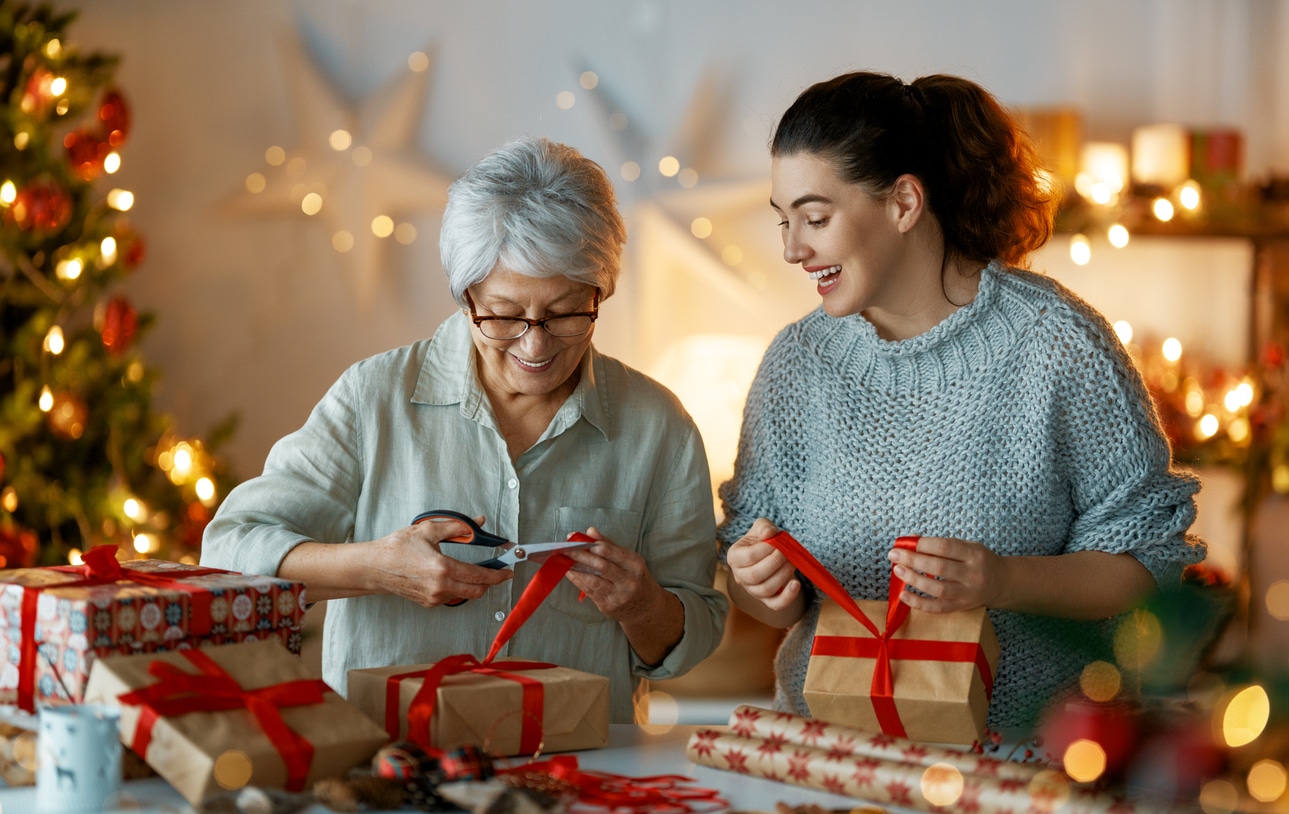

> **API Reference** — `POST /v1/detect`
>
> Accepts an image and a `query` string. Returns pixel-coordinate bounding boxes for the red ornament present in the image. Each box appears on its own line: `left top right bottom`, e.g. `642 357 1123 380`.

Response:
20 69 57 117
97 89 131 147
100 296 138 355
0 525 39 569
114 224 146 269
5 180 73 233
64 128 113 181
1037 696 1140 782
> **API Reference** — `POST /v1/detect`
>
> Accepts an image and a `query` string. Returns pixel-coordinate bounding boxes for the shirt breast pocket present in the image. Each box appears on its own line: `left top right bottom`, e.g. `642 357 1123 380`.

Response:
543 506 643 625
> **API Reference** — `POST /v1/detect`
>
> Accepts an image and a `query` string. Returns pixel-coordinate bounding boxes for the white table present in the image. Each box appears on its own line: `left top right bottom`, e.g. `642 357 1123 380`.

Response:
0 724 885 813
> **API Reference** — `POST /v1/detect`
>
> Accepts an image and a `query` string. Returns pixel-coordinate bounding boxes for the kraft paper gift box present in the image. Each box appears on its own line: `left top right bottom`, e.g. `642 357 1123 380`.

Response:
348 657 610 757
0 546 306 712
803 598 999 745
82 638 389 806
762 530 1000 746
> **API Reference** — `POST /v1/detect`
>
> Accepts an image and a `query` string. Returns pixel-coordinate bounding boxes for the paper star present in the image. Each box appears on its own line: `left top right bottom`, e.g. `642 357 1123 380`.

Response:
223 33 451 308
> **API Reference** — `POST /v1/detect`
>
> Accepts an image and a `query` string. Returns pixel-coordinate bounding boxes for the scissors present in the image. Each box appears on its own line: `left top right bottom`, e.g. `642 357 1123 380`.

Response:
412 509 596 606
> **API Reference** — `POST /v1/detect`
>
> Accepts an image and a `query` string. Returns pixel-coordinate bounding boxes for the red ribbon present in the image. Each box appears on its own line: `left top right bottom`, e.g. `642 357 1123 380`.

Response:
499 755 727 813
388 551 578 753
17 545 227 711
765 531 994 739
117 648 329 792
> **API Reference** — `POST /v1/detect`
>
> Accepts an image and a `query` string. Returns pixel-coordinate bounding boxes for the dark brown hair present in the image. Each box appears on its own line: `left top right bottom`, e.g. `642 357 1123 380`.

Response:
771 71 1055 269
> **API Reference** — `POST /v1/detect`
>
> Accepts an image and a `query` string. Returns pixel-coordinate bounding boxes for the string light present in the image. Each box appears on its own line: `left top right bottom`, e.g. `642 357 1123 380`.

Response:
1152 197 1175 222
196 477 216 503
1107 223 1130 248
55 257 83 280
1219 685 1270 748
1063 740 1107 783
104 152 121 173
370 215 394 238
106 188 134 211
43 325 65 355
1248 760 1288 803
0 180 15 205
690 217 713 239
1161 337 1183 362
1112 320 1133 344
123 497 144 521
1070 234 1091 266
301 192 322 216
1178 180 1202 211
328 129 352 151
100 236 118 264
658 156 680 177
38 386 54 412
1 487 17 513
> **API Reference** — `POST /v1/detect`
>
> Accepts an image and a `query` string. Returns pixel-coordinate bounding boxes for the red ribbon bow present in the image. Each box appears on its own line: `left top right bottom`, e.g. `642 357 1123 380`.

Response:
17 544 226 711
765 531 994 738
117 648 330 792
388 551 577 754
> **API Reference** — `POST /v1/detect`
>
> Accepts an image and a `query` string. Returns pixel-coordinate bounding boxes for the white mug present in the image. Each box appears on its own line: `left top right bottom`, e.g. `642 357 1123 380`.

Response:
36 704 123 812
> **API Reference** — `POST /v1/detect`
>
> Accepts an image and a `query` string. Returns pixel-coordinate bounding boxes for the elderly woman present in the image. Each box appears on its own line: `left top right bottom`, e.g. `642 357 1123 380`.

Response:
201 136 728 723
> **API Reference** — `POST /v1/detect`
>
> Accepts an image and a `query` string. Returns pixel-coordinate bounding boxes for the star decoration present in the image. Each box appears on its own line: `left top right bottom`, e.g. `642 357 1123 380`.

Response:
222 33 451 308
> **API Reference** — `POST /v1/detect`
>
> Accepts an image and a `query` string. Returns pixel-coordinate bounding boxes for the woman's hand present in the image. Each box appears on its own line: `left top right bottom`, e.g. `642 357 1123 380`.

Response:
562 527 683 666
887 536 1003 613
726 518 800 611
370 515 513 608
724 518 807 628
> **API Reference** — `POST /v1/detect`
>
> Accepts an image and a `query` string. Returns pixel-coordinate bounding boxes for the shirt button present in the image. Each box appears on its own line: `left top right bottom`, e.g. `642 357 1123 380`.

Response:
494 611 506 622
507 478 518 489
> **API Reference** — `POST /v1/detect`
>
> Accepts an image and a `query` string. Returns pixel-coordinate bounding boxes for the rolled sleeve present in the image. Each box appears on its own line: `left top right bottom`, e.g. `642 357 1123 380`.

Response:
202 369 364 576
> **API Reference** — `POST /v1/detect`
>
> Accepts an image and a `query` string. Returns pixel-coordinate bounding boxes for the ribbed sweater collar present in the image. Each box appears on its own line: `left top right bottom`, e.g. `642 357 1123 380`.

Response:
804 260 1037 394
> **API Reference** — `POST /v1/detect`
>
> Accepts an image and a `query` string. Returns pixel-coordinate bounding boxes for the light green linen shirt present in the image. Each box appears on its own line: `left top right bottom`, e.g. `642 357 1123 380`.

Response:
200 311 728 723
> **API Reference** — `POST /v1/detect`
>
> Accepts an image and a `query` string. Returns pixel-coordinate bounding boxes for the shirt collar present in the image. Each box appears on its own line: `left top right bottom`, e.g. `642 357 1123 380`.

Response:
412 310 609 440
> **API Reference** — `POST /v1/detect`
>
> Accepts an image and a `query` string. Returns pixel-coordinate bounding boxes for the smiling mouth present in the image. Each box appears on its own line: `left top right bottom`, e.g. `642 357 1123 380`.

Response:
511 354 555 371
807 265 841 281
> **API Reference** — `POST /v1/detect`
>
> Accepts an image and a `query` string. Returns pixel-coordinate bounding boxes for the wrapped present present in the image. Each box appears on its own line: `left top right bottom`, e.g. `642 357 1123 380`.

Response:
348 551 609 758
82 638 389 806
768 532 999 745
349 656 609 757
0 545 305 711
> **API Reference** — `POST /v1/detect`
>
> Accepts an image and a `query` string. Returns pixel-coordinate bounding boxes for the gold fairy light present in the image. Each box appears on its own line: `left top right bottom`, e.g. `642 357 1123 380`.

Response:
106 188 134 211
49 76 67 96
68 548 84 566
640 690 678 735
1 487 17 513
370 215 394 238
196 477 216 504
123 497 144 521
658 156 680 177
1152 197 1175 221
213 750 254 790
1112 320 1133 344
1063 740 1106 783
1219 684 1270 748
38 386 53 412
1080 660 1121 701
1161 337 1183 362
1196 414 1219 439
132 533 155 554
1199 779 1239 814
1107 223 1130 248
104 152 121 173
301 192 322 216
1266 580 1289 621
0 180 15 205
1247 760 1287 803
1178 180 1202 211
56 257 83 280
1070 234 1091 266
43 325 65 355
328 129 352 151
100 236 118 264
690 217 713 239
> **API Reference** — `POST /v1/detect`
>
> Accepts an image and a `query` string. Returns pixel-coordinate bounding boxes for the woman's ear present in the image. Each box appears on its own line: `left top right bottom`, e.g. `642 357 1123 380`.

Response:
890 174 926 233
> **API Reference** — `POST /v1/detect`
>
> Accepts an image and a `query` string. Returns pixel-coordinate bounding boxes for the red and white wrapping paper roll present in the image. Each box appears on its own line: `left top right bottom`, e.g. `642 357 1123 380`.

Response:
686 729 1177 814
728 704 1041 782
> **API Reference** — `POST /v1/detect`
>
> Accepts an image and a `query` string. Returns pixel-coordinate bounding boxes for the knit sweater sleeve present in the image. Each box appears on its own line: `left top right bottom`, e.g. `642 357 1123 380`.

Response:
1044 295 1204 586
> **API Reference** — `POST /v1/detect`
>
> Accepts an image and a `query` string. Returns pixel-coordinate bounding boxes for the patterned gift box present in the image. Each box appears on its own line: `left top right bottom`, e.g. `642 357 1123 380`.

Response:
0 546 305 711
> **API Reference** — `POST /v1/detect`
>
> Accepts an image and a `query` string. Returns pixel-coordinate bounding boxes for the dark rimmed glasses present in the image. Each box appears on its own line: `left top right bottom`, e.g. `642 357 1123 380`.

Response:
466 290 600 340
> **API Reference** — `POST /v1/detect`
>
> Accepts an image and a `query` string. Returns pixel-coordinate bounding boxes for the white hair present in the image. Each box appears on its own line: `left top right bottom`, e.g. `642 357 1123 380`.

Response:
439 136 626 306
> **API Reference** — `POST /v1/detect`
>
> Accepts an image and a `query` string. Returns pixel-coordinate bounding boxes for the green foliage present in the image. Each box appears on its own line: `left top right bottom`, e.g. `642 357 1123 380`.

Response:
0 1 238 565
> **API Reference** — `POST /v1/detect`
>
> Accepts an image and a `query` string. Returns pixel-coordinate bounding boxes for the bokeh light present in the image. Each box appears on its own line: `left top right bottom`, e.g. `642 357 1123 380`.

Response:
641 690 678 735
213 749 254 790
1248 760 1288 803
1199 779 1239 814
1063 739 1107 782
1219 685 1269 747
1080 661 1122 702
920 763 963 806
1266 579 1289 620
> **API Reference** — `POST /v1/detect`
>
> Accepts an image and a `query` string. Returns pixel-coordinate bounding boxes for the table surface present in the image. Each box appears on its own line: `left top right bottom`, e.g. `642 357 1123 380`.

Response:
0 724 906 813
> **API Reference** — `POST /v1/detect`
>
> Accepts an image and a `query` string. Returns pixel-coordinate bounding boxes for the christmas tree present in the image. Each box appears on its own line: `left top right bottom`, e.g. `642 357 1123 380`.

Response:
0 2 237 567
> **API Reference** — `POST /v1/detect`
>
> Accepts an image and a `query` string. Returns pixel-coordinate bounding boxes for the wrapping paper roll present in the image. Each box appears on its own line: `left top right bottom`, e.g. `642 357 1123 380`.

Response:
728 704 1041 782
686 729 1179 814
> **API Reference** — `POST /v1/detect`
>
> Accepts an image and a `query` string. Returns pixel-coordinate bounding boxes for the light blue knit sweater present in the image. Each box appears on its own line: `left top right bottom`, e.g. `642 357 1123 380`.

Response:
717 260 1205 729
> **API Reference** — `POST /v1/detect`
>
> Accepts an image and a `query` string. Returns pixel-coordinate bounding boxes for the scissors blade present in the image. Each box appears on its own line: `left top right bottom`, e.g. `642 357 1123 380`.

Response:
478 539 595 569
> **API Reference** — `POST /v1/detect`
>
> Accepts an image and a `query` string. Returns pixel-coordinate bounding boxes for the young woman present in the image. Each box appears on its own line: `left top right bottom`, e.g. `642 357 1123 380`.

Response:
719 72 1204 728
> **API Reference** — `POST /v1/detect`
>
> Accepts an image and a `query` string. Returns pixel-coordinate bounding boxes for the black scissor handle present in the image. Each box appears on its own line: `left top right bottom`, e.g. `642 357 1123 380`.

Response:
412 509 509 607
411 509 509 547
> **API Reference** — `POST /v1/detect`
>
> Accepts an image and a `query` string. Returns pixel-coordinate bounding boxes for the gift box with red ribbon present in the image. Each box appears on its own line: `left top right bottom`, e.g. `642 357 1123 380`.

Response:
0 545 306 712
347 552 610 758
769 532 999 746
82 638 389 806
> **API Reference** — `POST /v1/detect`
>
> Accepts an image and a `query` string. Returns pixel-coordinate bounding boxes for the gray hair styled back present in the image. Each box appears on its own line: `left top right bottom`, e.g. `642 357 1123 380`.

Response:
440 136 626 307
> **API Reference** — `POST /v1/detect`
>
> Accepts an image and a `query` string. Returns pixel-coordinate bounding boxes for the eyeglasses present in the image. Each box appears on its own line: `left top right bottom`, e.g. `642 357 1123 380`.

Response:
466 290 600 340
